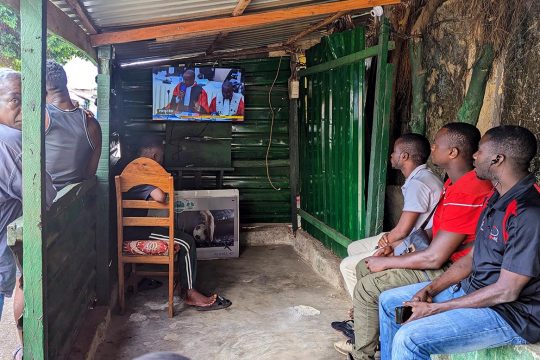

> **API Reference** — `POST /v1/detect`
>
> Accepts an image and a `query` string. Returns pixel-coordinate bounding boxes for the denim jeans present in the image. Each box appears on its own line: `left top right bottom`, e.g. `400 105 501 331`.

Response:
0 293 4 321
379 282 528 360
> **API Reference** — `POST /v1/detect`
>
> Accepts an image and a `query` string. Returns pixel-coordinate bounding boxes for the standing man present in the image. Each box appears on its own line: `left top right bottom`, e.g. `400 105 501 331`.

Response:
378 125 540 360
209 80 245 116
45 60 102 190
166 69 210 114
0 68 57 360
339 123 493 359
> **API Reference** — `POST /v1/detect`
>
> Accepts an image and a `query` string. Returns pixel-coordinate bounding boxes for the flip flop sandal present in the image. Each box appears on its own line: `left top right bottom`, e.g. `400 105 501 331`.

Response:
195 295 232 312
13 345 23 360
331 320 355 341
138 278 163 291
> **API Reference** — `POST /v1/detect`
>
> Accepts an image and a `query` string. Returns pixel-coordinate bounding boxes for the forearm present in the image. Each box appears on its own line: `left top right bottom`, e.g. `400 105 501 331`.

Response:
378 249 443 270
386 228 409 244
423 256 472 297
435 283 518 313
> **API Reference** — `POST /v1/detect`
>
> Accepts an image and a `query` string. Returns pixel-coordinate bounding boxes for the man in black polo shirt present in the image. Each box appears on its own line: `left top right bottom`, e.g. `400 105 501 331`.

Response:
377 125 540 360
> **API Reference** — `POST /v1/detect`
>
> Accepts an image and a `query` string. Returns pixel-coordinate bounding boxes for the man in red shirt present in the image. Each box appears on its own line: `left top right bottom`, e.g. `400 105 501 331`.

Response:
166 69 210 114
337 123 493 360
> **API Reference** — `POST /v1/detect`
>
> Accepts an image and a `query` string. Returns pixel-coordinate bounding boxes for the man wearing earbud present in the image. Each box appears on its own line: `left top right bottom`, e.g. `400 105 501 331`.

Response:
378 125 540 360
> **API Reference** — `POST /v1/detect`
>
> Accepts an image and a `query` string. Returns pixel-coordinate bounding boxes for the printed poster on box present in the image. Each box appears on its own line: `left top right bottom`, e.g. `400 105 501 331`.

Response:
174 189 239 260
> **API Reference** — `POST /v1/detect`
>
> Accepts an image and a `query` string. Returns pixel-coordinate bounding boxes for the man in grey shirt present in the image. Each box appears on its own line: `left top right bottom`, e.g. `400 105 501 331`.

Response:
0 68 56 359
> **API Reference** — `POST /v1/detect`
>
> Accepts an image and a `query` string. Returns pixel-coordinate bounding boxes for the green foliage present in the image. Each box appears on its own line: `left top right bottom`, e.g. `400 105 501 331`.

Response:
0 3 90 71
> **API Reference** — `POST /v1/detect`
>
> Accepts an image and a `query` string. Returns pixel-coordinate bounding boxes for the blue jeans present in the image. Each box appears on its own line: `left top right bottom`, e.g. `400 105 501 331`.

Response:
379 282 528 360
0 293 4 321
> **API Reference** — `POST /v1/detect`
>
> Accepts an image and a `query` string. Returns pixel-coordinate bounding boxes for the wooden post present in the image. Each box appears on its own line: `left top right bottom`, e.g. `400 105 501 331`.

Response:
409 39 427 134
289 55 300 233
95 46 112 305
365 17 392 236
21 0 47 358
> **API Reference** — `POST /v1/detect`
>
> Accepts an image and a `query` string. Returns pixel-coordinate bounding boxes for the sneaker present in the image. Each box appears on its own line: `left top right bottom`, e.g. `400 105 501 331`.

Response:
334 339 354 355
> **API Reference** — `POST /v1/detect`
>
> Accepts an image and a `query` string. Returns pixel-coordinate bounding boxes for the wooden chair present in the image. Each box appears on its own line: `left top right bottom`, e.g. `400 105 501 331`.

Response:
115 157 176 317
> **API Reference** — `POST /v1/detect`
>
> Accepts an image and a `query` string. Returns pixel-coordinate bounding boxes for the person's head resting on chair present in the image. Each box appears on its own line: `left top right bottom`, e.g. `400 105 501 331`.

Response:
138 136 165 165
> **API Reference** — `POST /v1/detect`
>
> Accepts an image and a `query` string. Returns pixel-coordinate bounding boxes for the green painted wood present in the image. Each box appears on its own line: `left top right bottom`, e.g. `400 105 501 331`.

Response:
365 17 391 237
116 58 291 223
457 44 494 125
96 46 112 305
433 344 540 360
299 27 367 257
20 0 48 358
298 209 352 249
299 41 395 77
409 39 427 135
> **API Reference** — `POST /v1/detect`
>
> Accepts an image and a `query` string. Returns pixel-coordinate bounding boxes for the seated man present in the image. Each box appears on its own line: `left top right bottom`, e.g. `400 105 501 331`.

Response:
338 123 493 358
45 60 102 190
209 80 245 116
337 134 442 306
165 69 209 114
378 125 540 360
124 137 231 310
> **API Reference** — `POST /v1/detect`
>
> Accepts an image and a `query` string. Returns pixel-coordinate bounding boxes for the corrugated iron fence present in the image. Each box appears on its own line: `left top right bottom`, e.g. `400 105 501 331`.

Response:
299 28 366 257
114 58 291 223
298 22 394 257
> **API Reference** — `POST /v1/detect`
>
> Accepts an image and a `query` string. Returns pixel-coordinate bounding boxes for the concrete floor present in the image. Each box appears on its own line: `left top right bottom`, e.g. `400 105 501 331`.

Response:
0 295 19 359
95 245 350 360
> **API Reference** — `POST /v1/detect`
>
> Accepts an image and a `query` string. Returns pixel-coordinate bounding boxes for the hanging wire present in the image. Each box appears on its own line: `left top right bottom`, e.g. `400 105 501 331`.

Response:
265 56 283 191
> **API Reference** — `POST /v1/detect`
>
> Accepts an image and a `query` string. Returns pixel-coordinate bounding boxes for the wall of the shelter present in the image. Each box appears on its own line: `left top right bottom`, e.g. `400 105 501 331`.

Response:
113 58 291 223
299 27 367 258
410 0 540 177
45 181 97 359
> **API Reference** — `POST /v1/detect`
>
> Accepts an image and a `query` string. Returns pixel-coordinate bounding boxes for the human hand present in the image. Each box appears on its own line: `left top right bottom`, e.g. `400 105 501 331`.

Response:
377 233 390 248
411 286 433 303
402 301 439 323
373 245 393 257
364 256 387 272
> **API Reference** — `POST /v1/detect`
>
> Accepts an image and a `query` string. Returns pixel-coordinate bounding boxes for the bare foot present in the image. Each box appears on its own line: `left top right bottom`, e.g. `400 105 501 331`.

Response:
348 307 354 319
183 289 217 307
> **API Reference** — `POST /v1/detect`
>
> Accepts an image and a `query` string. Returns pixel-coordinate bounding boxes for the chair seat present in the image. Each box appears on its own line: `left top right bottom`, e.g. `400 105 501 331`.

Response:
122 240 180 256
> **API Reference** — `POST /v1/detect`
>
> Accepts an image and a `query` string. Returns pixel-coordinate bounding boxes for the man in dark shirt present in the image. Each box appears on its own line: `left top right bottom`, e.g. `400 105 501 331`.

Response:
378 125 540 360
124 137 230 310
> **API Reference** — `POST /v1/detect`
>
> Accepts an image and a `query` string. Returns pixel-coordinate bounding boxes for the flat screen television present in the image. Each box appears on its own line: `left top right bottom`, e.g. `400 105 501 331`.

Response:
152 66 245 122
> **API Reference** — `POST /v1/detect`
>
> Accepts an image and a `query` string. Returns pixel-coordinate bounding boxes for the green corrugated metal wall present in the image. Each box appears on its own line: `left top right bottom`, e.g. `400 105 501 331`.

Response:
299 28 366 257
114 58 291 223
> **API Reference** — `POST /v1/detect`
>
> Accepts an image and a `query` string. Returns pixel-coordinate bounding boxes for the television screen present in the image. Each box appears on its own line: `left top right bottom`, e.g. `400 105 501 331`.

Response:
152 66 245 122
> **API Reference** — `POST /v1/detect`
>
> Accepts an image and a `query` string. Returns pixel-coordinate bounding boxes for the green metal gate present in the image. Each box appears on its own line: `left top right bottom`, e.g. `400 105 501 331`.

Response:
298 20 394 257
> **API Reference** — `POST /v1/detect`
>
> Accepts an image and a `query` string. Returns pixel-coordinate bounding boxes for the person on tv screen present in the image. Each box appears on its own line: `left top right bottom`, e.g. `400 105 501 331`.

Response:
209 80 245 117
166 69 209 114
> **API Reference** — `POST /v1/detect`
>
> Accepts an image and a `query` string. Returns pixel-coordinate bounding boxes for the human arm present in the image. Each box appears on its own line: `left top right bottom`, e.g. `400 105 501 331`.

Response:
366 229 466 272
86 115 102 178
405 268 530 323
377 211 422 248
149 188 167 203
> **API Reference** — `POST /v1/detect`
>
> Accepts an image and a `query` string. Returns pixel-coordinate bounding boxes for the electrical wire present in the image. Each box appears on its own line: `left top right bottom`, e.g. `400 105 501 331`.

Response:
265 56 283 191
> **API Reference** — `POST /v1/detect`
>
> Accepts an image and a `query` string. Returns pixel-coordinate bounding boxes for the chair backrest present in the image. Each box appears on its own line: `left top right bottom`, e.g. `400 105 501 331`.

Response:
115 157 175 255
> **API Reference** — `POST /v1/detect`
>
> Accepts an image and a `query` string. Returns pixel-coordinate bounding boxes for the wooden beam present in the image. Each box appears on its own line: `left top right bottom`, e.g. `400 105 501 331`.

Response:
91 0 400 47
206 32 229 55
232 0 252 16
284 11 346 46
63 0 98 35
20 0 47 357
3 0 97 60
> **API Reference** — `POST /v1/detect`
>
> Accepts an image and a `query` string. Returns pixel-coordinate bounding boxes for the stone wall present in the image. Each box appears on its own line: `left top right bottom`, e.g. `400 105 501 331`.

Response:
416 0 540 177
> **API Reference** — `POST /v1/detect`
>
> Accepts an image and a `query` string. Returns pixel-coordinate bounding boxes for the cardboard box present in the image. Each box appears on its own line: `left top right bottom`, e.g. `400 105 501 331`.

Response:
174 189 239 259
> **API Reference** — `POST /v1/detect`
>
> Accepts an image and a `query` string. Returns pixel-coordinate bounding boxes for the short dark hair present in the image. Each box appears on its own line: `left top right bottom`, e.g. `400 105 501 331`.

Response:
484 125 537 172
397 133 431 165
137 136 164 156
442 122 481 159
133 352 190 360
46 60 68 91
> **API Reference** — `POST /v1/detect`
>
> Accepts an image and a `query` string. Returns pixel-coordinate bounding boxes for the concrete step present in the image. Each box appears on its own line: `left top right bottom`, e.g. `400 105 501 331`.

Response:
434 343 540 360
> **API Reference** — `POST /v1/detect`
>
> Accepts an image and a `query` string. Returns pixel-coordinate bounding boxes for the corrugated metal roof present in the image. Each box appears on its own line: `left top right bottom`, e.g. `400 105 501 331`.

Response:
50 0 373 62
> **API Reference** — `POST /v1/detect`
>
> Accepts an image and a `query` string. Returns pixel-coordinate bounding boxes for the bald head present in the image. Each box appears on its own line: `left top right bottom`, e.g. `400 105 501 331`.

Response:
182 69 195 87
222 80 234 100
0 68 22 129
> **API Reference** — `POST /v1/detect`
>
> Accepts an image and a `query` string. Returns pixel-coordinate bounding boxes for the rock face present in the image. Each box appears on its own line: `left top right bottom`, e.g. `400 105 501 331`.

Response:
415 0 540 177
